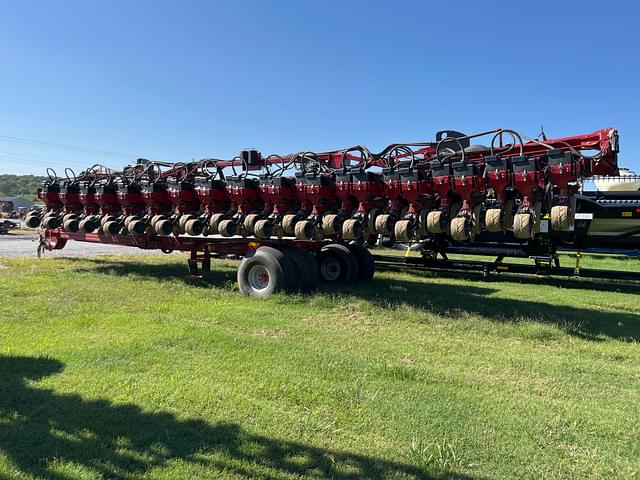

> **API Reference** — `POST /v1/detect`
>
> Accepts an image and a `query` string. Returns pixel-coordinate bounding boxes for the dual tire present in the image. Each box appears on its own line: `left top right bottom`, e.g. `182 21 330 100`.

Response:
237 242 375 297
238 246 319 297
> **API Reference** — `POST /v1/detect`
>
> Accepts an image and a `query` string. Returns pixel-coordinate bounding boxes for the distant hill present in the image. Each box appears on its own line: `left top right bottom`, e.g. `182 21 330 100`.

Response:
0 175 46 202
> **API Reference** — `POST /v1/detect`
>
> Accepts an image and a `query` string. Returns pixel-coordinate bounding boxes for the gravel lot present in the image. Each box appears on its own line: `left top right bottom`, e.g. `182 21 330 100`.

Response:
0 232 156 258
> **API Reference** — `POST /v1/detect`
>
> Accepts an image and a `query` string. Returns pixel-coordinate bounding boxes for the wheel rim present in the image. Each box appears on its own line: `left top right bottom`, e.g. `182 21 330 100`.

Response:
320 257 341 281
248 264 270 291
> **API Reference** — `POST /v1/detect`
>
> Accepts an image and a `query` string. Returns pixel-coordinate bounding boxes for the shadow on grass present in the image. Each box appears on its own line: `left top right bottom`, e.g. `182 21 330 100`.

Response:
67 257 639 341
328 273 640 341
71 257 237 289
0 355 473 480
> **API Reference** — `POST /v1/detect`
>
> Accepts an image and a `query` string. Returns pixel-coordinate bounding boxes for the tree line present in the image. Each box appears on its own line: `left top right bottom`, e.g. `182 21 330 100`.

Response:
0 175 46 201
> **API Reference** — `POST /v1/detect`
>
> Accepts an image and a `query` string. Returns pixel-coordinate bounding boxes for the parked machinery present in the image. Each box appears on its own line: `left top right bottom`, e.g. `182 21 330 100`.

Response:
33 126 623 296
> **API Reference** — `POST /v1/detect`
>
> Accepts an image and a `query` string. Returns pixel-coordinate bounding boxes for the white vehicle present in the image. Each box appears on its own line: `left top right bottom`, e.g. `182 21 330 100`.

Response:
593 168 640 192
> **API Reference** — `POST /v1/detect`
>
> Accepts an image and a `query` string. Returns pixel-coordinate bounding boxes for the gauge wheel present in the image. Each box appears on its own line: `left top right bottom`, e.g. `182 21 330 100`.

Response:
550 205 571 231
485 208 503 233
294 220 313 240
281 214 297 235
254 219 272 239
427 210 445 234
513 213 533 239
450 216 470 242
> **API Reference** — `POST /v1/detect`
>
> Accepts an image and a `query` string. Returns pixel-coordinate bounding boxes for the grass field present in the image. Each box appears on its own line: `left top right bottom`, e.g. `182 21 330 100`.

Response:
0 252 639 479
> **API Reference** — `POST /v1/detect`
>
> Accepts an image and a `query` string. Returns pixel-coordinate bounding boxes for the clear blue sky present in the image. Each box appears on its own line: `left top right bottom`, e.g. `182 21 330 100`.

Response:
1 0 639 176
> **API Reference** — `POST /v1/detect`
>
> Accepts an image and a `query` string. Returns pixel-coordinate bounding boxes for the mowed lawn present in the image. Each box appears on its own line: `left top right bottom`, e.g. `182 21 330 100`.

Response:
0 253 639 479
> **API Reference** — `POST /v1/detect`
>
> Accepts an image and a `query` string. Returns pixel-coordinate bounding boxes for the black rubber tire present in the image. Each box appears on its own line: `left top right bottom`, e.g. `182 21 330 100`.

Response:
347 242 375 282
254 246 299 292
185 219 204 236
155 219 173 236
285 247 320 291
237 250 285 298
63 219 79 232
317 244 352 283
324 243 359 282
25 215 41 228
128 219 146 235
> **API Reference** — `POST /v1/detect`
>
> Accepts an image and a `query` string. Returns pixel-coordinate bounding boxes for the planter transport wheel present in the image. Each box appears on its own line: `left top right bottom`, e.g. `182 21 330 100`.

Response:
285 247 319 291
238 249 285 298
317 245 352 283
323 243 359 282
255 246 299 291
347 242 375 281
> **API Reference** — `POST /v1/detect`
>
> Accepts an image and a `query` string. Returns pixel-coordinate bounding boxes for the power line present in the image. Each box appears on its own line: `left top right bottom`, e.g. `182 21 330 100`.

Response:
0 134 137 159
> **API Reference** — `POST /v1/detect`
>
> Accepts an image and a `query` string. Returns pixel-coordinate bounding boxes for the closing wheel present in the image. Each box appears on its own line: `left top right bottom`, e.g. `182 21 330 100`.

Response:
375 214 394 235
504 199 514 233
123 216 135 229
25 215 42 228
324 243 358 282
347 242 375 282
513 213 533 239
394 220 414 241
42 216 61 229
238 250 285 298
281 214 297 236
63 218 80 232
342 219 363 241
317 244 353 283
367 208 378 236
128 219 146 235
427 210 446 234
101 215 117 228
79 217 98 233
103 220 120 236
62 213 79 223
243 214 260 235
150 215 167 230
185 219 204 236
417 210 429 237
485 208 504 233
322 214 341 235
218 219 236 237
450 216 470 242
155 219 173 236
178 214 195 232
285 247 320 291
208 213 226 234
550 205 571 232
254 219 273 239
294 220 313 240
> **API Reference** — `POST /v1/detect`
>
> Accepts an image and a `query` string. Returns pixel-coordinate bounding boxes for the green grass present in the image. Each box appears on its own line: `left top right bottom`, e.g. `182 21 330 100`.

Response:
0 253 639 479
